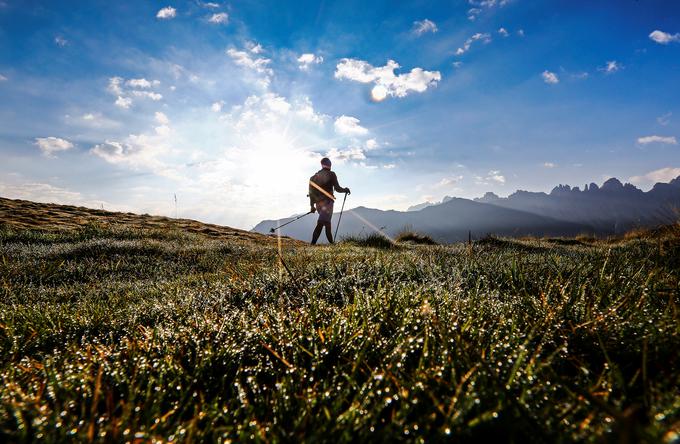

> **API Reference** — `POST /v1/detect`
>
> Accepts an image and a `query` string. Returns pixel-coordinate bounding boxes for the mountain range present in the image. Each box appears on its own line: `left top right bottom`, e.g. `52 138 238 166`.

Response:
251 176 680 243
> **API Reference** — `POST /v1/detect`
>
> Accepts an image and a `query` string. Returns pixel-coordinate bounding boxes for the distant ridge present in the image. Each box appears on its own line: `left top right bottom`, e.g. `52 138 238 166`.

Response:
253 176 680 243
472 176 680 233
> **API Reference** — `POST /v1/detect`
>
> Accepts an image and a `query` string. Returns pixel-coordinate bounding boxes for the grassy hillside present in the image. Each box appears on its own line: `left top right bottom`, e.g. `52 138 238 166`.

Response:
0 197 299 247
1 198 679 442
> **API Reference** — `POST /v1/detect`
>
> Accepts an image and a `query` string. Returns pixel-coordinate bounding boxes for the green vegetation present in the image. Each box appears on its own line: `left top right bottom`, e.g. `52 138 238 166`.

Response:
395 231 438 245
1 223 679 443
341 232 395 249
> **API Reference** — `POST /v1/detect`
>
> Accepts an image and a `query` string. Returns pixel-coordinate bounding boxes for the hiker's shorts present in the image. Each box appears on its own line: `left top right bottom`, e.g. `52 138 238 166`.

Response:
315 199 334 223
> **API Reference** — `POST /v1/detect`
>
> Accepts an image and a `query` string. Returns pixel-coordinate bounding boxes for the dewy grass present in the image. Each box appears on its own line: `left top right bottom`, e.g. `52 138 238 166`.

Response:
0 226 678 442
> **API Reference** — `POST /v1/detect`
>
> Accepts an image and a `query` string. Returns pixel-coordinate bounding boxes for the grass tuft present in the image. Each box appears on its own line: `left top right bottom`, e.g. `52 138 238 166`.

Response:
395 230 437 245
341 232 395 249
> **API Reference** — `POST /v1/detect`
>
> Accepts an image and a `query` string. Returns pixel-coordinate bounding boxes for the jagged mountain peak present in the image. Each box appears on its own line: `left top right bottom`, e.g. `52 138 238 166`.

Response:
601 177 624 190
474 192 500 203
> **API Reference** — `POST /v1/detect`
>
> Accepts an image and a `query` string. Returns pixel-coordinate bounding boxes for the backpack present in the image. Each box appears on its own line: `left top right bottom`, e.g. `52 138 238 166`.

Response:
309 170 333 202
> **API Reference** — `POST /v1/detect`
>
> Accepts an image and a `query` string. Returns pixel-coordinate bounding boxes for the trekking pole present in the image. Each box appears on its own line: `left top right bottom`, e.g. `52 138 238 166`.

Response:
334 192 348 241
270 211 313 233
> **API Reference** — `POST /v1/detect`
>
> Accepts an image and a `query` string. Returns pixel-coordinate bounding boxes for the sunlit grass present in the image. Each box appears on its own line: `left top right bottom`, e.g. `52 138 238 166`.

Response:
0 224 678 442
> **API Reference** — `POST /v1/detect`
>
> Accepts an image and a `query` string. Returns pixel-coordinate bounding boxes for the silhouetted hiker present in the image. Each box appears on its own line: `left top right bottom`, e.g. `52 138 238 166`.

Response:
309 157 350 244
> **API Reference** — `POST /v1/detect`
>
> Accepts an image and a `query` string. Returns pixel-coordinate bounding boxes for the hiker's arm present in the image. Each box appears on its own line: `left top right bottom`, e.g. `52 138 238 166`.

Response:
332 173 350 194
308 187 316 211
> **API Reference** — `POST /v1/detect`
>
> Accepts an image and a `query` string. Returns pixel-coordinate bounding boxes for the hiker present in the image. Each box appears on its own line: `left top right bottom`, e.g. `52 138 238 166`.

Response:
309 157 350 244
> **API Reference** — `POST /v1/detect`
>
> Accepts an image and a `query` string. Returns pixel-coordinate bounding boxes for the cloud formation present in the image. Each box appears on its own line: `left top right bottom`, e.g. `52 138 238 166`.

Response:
599 60 621 74
467 0 511 21
630 167 680 185
334 115 368 136
637 135 677 145
156 6 176 20
91 127 174 176
208 12 228 24
498 27 509 37
227 46 273 87
34 137 74 157
542 70 559 84
649 30 680 44
0 74 7 81
455 33 491 55
55 36 68 47
334 59 441 101
127 78 160 88
474 170 506 185
412 19 438 36
297 53 323 70
108 76 163 108
325 147 366 162
488 170 506 184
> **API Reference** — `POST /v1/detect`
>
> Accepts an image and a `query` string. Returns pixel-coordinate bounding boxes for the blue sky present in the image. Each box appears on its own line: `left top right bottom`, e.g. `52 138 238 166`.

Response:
1 0 679 228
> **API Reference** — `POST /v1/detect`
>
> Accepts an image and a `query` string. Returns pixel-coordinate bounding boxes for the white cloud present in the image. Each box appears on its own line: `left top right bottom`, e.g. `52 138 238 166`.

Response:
467 0 511 21
517 29 525 37
108 77 124 95
498 27 509 37
0 74 7 81
599 60 621 74
629 167 680 185
91 128 175 177
156 6 176 19
131 90 163 101
412 19 438 36
637 135 677 145
227 47 272 87
55 36 68 47
435 176 464 188
325 147 366 162
246 41 264 54
225 93 327 130
208 12 228 24
297 53 323 70
115 96 132 109
657 112 672 126
34 137 74 157
452 61 463 68
294 96 328 125
199 1 220 8
542 70 559 84
127 78 160 88
365 138 379 150
155 112 170 125
649 30 680 45
211 101 224 112
455 32 491 55
543 162 556 168
108 77 163 107
335 58 441 100
334 115 368 136
383 163 396 169
488 170 505 184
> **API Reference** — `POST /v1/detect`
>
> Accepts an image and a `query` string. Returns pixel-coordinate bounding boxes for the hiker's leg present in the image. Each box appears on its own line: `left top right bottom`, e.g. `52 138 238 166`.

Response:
324 221 334 244
311 221 324 244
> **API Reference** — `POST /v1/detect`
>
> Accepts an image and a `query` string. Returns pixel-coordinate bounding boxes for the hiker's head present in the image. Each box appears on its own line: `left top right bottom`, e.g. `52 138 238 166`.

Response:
321 157 332 170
